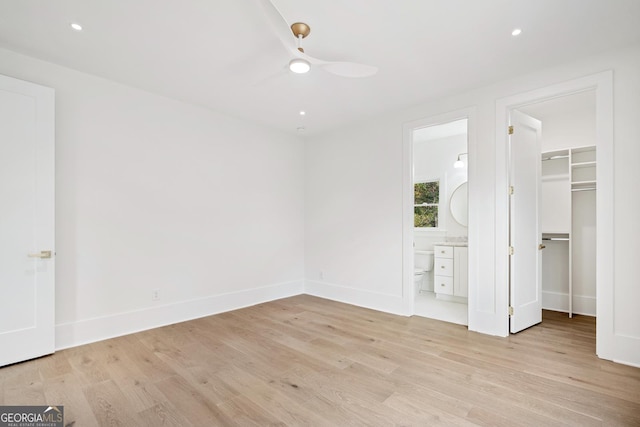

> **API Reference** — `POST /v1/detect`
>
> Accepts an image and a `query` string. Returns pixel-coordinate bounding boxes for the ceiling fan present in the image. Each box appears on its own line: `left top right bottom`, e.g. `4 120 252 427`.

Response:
259 0 378 78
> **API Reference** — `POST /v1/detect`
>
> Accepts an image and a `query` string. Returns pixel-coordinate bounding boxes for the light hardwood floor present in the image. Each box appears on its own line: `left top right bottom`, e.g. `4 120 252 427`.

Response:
1 295 639 426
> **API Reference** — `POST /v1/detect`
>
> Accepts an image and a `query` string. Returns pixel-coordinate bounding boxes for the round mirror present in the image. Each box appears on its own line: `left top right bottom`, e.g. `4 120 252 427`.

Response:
450 182 468 227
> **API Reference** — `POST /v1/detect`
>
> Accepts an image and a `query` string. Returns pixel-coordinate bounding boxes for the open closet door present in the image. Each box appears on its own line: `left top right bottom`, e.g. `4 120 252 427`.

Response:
509 110 542 333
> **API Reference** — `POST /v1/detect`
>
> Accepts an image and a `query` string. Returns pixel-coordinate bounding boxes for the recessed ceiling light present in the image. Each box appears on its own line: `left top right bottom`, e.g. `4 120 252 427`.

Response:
511 28 522 36
299 111 306 116
70 23 83 31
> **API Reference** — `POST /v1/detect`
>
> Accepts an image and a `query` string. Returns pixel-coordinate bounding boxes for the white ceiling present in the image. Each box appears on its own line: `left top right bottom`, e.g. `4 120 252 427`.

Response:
1 1 639 136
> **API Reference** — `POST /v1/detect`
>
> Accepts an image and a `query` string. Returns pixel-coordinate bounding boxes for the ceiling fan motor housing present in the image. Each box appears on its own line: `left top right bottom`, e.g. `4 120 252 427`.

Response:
290 22 310 39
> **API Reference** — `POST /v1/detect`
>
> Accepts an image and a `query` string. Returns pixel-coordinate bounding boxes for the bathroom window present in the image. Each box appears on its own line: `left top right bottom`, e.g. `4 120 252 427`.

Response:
414 180 439 228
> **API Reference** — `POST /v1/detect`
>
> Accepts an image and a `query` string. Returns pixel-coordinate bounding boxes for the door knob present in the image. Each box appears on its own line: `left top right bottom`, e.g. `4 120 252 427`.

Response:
538 244 546 250
28 250 52 259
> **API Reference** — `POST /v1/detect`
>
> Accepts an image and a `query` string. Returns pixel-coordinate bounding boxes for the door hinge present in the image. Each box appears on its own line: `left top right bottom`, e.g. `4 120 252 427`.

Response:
509 306 514 316
508 125 514 135
509 185 514 195
509 246 514 255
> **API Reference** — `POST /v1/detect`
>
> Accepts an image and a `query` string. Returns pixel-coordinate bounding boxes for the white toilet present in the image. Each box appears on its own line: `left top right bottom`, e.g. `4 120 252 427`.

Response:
414 250 434 292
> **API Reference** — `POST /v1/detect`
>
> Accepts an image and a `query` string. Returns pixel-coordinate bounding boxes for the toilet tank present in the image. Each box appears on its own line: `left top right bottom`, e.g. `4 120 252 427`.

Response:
415 250 434 271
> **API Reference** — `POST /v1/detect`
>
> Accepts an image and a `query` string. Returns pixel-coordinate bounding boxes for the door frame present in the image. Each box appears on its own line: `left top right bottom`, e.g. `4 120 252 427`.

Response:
402 107 477 315
495 71 613 358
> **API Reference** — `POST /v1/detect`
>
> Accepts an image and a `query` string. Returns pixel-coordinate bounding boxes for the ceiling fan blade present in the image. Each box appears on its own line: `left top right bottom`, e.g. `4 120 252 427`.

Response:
300 51 378 78
259 0 296 52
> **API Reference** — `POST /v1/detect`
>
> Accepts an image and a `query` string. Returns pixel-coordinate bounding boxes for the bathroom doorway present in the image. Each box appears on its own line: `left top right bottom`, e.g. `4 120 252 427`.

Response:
404 113 471 325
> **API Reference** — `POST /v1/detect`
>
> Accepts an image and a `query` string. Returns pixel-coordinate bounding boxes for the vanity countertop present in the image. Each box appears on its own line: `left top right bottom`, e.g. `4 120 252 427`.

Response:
434 242 468 247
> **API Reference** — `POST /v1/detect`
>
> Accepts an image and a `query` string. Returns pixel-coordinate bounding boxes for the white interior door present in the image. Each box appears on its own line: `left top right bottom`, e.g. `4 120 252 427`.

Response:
509 110 542 333
0 74 55 366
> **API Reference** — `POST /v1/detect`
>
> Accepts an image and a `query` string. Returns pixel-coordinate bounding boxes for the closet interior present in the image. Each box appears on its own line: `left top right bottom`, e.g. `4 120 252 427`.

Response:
541 146 596 317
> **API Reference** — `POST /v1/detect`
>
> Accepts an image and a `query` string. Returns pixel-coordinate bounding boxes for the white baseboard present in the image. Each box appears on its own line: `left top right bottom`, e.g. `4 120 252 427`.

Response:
542 290 596 316
304 280 406 316
55 280 304 350
435 294 468 304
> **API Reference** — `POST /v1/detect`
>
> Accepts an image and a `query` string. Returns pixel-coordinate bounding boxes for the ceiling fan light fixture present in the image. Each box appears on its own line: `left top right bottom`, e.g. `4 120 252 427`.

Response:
289 58 310 74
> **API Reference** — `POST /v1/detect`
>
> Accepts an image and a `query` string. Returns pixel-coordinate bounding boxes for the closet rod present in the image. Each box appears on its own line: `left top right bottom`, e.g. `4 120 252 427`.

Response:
571 187 596 192
542 237 570 241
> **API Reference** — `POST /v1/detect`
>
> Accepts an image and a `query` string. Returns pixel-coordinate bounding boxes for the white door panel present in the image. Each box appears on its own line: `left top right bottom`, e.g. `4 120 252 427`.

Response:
0 74 55 366
509 110 542 333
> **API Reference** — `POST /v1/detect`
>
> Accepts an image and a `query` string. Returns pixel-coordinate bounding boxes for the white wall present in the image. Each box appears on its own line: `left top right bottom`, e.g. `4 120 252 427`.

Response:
0 48 305 349
304 120 405 313
304 45 640 366
609 48 640 366
537 106 596 152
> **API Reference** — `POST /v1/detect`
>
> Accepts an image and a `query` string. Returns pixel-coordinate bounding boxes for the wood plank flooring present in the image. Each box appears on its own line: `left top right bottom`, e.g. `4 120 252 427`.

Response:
1 295 639 426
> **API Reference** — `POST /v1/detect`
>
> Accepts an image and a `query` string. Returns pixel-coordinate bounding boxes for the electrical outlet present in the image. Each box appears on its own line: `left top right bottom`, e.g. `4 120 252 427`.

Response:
152 289 160 301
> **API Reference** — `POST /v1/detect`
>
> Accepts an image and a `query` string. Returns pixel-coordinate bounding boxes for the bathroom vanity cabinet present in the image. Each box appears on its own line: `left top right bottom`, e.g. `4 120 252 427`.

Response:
434 245 468 298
